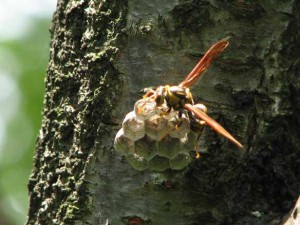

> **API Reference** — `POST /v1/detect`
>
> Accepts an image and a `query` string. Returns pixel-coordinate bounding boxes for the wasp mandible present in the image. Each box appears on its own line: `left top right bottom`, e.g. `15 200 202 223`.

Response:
140 39 243 149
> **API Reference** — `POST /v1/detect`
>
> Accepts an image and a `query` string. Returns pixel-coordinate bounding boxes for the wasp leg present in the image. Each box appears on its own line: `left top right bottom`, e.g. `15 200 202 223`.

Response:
178 110 183 118
194 132 202 159
170 110 185 130
157 111 185 141
159 107 172 116
143 90 156 99
175 111 184 129
195 147 201 159
137 92 157 114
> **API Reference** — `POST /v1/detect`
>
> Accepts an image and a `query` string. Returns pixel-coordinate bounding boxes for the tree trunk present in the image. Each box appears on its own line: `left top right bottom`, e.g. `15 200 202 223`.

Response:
27 0 300 224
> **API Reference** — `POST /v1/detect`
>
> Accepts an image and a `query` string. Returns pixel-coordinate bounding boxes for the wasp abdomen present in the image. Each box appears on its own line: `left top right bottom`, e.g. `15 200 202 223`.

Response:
165 86 193 110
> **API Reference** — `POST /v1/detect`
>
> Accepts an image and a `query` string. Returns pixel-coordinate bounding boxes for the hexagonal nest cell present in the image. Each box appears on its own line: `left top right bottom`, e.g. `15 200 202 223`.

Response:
114 98 204 171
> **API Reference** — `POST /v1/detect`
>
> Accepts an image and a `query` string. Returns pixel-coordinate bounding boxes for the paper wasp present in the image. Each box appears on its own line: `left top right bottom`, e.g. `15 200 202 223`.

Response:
141 39 243 150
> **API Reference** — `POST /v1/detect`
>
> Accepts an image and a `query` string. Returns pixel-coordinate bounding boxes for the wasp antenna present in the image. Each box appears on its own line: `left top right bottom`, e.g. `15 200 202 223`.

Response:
221 36 231 42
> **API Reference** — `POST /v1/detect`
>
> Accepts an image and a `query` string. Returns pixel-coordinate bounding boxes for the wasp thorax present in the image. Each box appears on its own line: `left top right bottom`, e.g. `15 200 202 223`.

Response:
164 86 193 110
114 98 205 172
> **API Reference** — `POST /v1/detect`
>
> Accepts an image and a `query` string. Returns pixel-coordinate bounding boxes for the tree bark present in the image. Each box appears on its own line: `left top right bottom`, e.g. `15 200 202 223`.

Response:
27 0 300 225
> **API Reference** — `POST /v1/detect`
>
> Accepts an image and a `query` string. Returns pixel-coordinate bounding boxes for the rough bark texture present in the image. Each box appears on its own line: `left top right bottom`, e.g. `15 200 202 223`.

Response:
27 0 300 225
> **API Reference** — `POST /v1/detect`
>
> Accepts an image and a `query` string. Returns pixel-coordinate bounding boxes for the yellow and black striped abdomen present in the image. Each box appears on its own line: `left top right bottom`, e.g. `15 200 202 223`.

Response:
165 85 193 110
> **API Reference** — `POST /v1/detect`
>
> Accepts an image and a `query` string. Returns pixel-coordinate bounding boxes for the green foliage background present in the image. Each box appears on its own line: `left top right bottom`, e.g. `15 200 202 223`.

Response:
0 19 51 225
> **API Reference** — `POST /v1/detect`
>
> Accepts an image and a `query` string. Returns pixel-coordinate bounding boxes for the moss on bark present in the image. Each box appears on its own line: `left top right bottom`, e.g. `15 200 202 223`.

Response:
27 0 128 224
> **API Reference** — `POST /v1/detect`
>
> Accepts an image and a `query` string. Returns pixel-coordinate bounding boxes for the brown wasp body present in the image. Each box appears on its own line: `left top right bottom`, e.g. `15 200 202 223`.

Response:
142 39 243 149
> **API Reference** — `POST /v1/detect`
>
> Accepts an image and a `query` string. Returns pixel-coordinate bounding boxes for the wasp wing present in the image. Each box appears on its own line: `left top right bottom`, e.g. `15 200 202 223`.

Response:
185 103 243 148
179 39 229 88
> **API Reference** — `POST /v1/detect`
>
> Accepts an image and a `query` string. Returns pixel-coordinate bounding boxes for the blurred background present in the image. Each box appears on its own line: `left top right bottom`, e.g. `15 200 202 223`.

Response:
0 1 56 224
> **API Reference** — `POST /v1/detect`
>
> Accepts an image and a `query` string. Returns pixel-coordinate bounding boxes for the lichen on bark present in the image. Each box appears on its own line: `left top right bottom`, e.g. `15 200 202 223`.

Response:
27 0 128 224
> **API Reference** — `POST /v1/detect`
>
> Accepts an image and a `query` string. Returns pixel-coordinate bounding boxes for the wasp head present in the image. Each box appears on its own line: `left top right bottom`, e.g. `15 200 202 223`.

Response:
155 86 167 106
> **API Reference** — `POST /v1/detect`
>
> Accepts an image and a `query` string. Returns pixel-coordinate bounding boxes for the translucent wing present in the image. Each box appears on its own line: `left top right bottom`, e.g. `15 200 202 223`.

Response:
184 103 243 148
179 39 229 88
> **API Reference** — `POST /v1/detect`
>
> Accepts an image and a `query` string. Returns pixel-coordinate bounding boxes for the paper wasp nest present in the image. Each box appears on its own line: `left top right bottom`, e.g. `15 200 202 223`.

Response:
114 99 204 172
